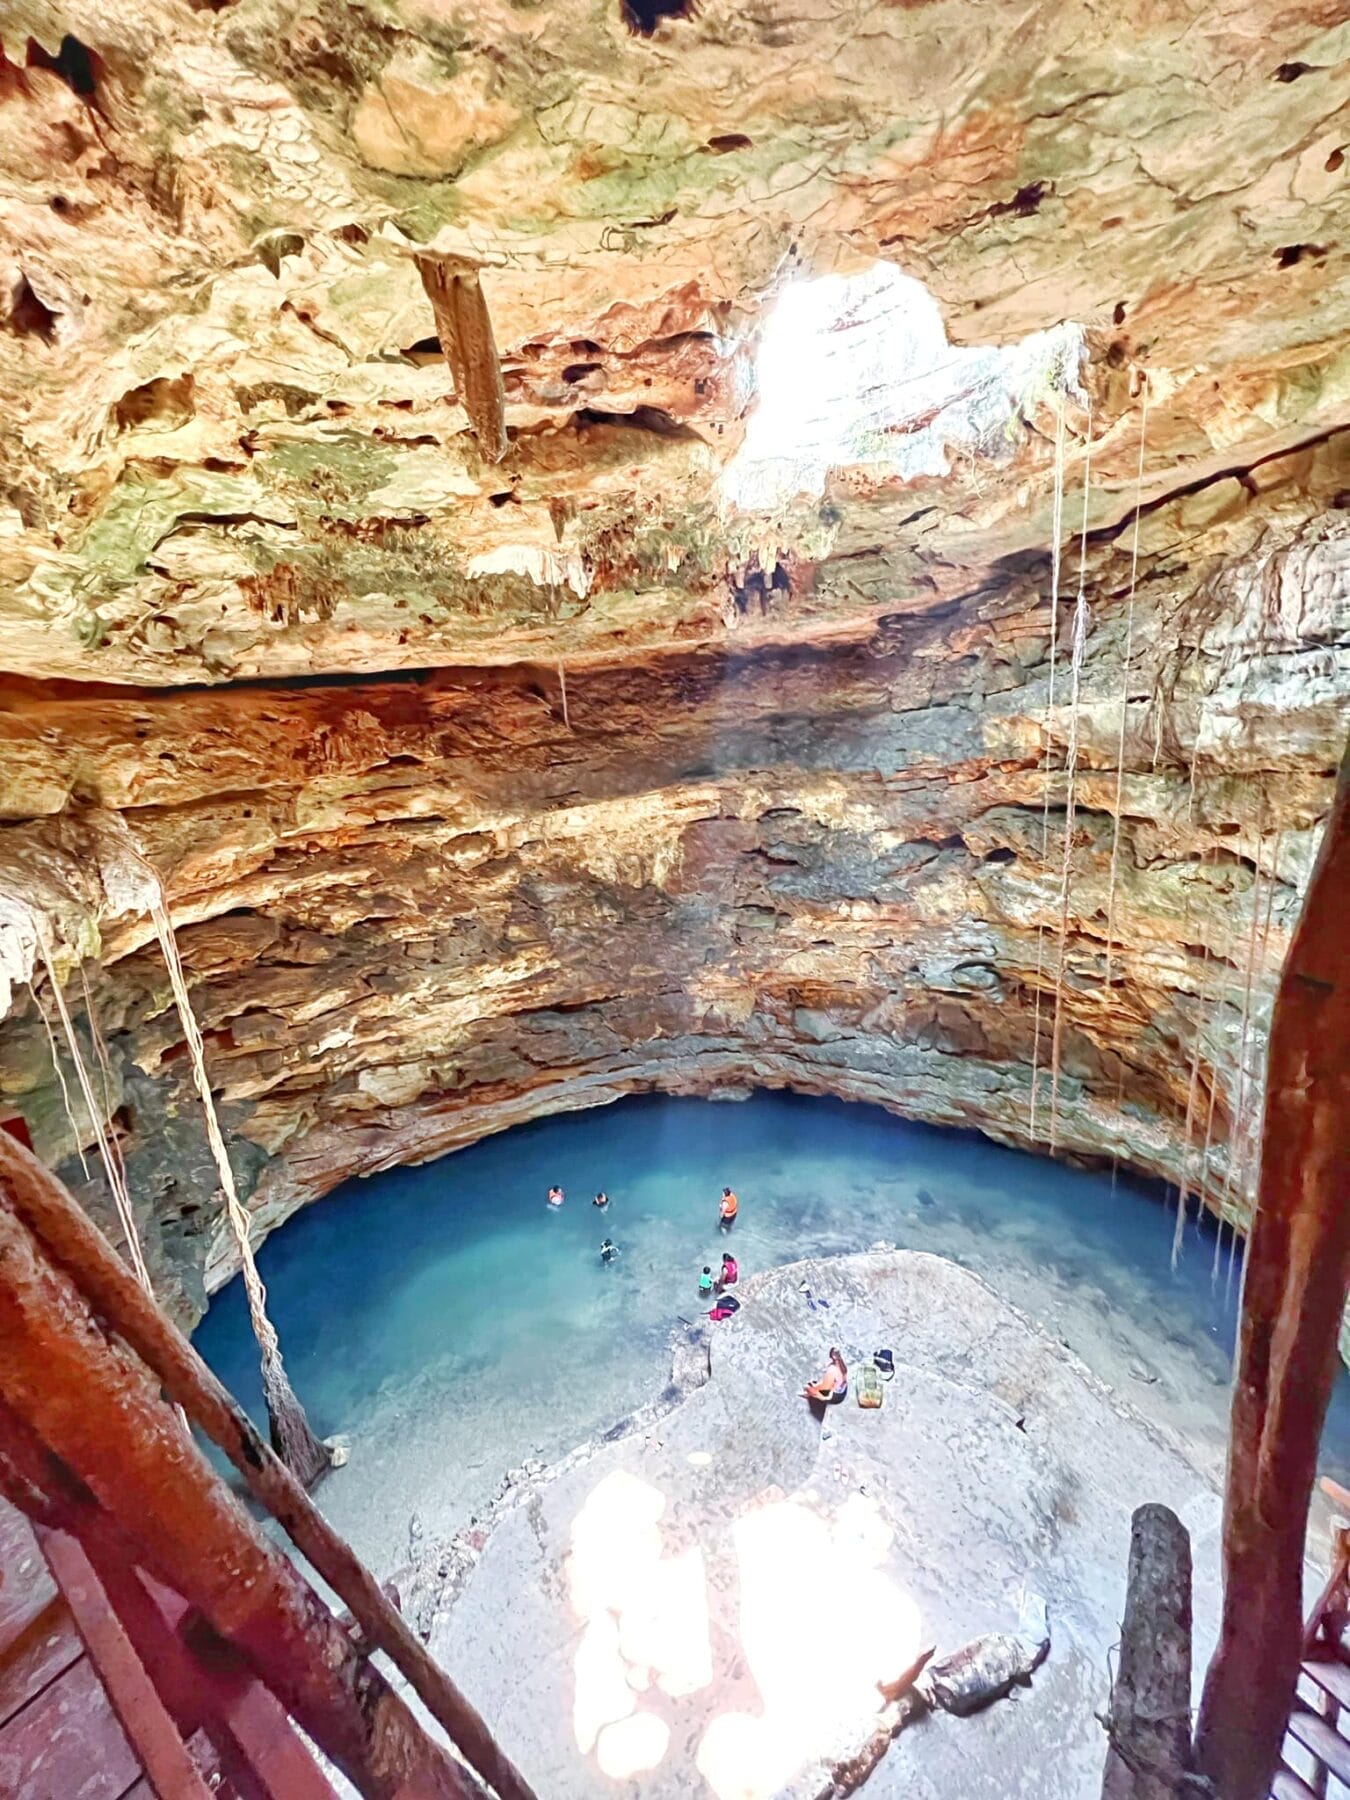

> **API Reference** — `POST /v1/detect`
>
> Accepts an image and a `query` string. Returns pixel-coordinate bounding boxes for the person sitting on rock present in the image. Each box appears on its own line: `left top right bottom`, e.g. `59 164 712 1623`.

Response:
719 1187 739 1230
547 1185 564 1208
593 1190 610 1208
600 1238 618 1263
708 1292 741 1323
698 1266 715 1296
717 1252 738 1291
803 1347 848 1407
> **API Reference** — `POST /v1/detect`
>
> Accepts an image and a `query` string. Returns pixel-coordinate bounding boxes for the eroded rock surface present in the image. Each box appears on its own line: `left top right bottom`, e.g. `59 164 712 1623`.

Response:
0 432 1346 1317
421 1251 1224 1800
0 2 1346 1320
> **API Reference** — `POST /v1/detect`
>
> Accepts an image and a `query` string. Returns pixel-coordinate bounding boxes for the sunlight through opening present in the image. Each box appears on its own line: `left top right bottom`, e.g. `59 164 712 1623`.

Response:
725 260 1083 512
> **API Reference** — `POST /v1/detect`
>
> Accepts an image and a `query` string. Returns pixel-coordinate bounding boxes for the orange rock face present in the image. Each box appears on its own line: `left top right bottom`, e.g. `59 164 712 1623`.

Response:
0 1 1345 1315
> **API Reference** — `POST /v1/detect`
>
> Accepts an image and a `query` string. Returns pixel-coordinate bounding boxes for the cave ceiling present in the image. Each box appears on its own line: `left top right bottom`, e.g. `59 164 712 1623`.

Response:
1 0 1346 681
0 0 1347 1316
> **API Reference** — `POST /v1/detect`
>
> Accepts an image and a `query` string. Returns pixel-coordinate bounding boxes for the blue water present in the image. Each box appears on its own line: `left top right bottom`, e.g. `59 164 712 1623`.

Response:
195 1092 1350 1566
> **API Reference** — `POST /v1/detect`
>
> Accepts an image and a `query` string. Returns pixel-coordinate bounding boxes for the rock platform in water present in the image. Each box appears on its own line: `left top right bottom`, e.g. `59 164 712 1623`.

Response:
425 1250 1224 1800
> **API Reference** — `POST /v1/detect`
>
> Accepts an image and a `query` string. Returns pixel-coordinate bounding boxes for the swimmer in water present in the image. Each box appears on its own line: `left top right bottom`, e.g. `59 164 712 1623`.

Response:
547 1185 564 1208
719 1187 739 1231
593 1191 610 1208
600 1238 618 1263
698 1266 714 1296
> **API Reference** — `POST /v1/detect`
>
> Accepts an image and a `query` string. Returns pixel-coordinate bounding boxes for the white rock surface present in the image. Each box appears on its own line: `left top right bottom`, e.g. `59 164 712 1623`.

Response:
427 1251 1224 1799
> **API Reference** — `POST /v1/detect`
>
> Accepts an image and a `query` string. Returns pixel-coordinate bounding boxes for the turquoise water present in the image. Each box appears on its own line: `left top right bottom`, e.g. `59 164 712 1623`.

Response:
195 1092 1350 1567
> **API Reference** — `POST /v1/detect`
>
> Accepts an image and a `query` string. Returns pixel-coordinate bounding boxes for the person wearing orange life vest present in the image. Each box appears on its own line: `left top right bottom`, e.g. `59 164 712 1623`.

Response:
719 1186 739 1231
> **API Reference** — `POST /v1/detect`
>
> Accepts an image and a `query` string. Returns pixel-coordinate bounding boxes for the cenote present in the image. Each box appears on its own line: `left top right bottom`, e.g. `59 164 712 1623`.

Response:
196 1090 1350 1570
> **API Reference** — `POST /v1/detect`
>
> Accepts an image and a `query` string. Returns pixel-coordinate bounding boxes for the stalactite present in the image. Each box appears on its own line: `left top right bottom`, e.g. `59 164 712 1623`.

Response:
31 927 150 1292
122 844 338 1487
1028 405 1068 1145
1047 401 1093 1156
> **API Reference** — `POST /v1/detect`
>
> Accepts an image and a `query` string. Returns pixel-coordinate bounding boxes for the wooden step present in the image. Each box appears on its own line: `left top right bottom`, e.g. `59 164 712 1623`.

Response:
1286 1703 1350 1784
1304 1655 1350 1711
1271 1763 1320 1800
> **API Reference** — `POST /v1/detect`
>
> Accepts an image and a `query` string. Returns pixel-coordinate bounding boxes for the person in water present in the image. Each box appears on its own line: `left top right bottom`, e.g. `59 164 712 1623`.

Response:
593 1191 610 1208
719 1187 739 1231
600 1238 618 1263
716 1252 738 1292
803 1347 848 1406
547 1186 564 1208
698 1266 714 1296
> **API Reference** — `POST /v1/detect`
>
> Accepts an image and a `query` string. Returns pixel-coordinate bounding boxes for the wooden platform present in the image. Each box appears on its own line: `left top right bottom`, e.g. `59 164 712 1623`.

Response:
1271 1514 1350 1800
0 1497 147 1800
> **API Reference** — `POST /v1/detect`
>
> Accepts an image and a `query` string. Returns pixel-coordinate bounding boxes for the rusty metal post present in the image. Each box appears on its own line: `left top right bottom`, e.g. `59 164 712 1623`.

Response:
1194 742 1350 1800
0 1201 487 1800
0 1126 536 1800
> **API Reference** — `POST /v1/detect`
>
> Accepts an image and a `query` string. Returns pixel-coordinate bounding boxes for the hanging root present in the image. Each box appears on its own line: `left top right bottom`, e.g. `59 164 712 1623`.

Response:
1029 405 1068 1143
116 837 336 1487
1048 402 1093 1155
1206 1048 1227 1286
1100 383 1150 1197
1102 380 1148 994
1171 844 1213 1271
29 983 90 1183
32 927 151 1292
1219 797 1269 1232
263 1358 337 1490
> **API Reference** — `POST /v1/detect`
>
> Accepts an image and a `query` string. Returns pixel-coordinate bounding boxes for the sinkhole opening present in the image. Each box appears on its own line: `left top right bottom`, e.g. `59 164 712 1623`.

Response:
724 260 1083 513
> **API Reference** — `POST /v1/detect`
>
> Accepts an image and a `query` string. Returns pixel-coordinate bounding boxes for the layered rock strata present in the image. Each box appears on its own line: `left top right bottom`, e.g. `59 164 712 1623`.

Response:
0 429 1344 1321
0 0 1347 1325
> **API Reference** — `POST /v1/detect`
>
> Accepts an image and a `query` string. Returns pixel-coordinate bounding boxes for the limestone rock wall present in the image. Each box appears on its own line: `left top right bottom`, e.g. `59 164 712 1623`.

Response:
0 432 1344 1320
0 0 1347 1321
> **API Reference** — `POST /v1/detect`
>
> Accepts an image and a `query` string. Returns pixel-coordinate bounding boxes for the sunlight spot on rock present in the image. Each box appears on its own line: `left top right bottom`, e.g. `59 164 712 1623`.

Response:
573 1612 636 1755
696 1496 922 1799
568 1470 712 1773
620 1547 714 1697
596 1711 671 1779
697 1712 799 1800
725 260 1083 512
567 1467 667 1621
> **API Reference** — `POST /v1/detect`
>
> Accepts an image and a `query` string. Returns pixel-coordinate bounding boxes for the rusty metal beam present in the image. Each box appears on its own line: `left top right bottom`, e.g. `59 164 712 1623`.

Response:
1194 740 1350 1800
0 1126 536 1800
0 1201 487 1800
37 1526 216 1800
